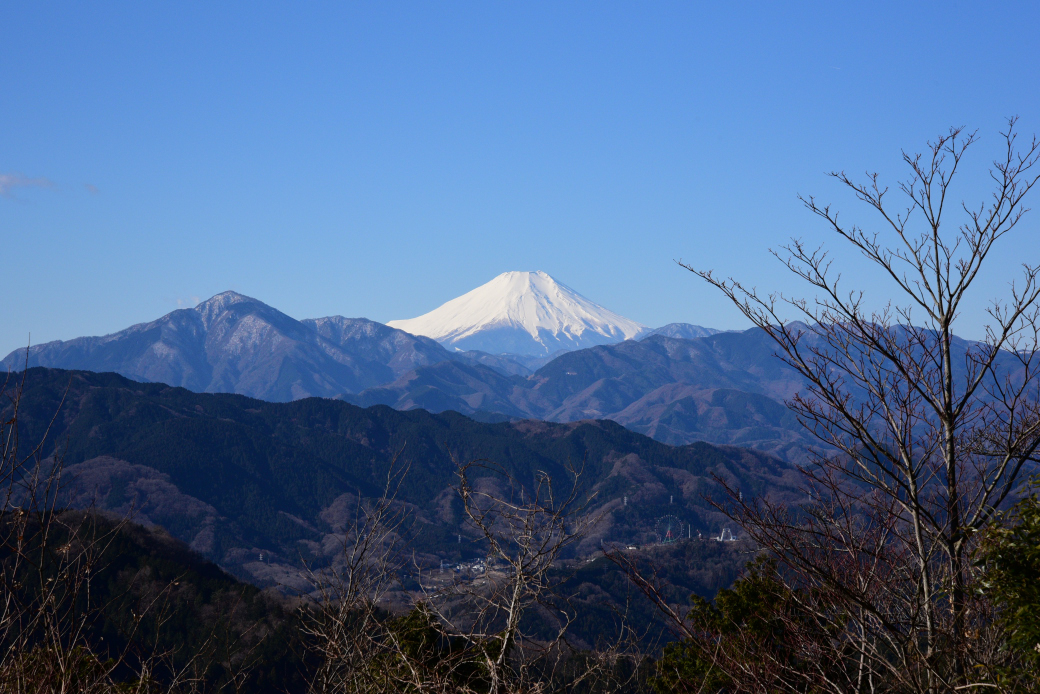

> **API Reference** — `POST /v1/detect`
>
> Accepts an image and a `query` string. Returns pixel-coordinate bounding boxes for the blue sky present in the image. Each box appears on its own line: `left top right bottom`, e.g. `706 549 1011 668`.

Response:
3 2 1039 355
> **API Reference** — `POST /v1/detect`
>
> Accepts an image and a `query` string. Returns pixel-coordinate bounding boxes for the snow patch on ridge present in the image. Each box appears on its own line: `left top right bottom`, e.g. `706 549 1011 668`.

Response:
388 271 649 356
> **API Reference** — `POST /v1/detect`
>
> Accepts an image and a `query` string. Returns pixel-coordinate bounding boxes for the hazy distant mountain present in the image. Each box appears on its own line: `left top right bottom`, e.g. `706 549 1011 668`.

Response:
644 323 720 340
388 271 649 356
2 291 452 401
343 324 1029 463
453 349 564 376
345 330 822 461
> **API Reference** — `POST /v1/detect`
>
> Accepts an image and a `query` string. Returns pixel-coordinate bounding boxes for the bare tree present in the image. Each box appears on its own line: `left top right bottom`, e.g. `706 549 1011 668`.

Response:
303 455 643 694
299 457 438 693
421 458 614 694
0 365 255 693
0 366 163 692
672 120 1040 693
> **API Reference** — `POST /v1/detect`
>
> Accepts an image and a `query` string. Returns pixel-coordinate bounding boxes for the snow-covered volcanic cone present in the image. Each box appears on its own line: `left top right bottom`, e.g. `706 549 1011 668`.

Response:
388 271 649 356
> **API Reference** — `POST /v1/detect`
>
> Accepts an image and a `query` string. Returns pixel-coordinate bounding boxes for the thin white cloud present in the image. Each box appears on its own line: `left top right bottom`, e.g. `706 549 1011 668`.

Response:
0 172 56 198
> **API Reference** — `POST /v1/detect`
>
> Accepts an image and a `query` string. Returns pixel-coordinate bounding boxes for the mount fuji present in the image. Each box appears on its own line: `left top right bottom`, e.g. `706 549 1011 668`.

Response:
387 271 650 356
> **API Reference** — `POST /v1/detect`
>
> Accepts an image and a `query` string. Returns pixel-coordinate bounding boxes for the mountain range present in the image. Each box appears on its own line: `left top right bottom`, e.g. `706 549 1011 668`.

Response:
8 274 1014 467
7 368 802 588
1 280 818 459
3 291 454 402
345 328 816 461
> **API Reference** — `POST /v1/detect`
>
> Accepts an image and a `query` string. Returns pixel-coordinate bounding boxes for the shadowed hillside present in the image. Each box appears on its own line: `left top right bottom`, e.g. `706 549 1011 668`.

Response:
5 368 801 588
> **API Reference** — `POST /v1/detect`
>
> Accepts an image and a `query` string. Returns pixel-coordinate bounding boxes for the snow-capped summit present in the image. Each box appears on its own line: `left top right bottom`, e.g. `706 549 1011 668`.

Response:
387 271 649 356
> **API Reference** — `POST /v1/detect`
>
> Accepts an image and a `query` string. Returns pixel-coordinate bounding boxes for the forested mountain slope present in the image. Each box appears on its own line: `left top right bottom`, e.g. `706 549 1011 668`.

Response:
6 368 800 586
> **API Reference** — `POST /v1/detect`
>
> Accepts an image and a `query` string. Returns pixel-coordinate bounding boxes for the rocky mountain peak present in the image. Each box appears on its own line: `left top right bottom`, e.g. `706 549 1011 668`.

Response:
193 291 262 327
